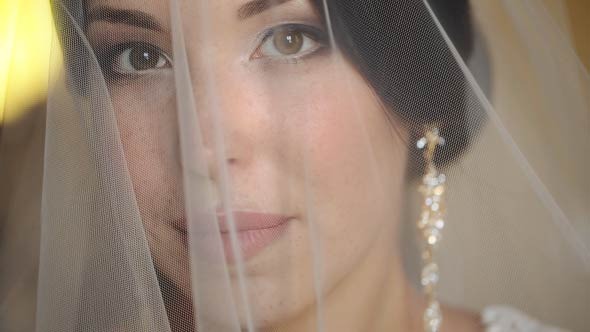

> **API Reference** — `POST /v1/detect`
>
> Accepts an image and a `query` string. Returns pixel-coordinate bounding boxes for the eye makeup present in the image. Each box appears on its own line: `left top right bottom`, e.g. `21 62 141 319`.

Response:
251 22 329 62
94 41 172 80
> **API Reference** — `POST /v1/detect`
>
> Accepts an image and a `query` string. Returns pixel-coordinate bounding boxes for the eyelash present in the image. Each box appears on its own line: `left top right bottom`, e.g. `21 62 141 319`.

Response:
96 42 171 80
252 23 329 62
94 23 328 79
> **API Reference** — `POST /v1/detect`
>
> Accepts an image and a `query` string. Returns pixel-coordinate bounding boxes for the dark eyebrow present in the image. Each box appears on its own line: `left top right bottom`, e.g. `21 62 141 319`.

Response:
238 0 293 20
86 6 164 31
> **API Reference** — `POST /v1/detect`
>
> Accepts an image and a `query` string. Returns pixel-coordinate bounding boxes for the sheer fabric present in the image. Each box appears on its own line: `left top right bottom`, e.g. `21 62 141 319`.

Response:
1 0 589 331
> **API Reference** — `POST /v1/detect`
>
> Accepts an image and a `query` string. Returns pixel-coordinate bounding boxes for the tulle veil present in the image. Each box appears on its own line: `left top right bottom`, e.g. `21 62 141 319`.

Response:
0 0 588 331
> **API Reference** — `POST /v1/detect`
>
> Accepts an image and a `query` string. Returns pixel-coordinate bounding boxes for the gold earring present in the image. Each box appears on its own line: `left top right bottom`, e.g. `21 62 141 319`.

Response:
416 127 446 332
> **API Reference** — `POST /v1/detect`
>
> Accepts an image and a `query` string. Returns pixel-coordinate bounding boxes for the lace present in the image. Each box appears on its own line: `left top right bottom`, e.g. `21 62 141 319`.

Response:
481 306 569 332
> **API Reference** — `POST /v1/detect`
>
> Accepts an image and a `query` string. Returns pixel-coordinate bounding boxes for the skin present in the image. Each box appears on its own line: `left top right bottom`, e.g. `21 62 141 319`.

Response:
84 0 482 330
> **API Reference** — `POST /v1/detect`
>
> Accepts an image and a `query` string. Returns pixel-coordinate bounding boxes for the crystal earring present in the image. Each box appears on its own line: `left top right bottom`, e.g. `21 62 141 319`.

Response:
416 127 446 332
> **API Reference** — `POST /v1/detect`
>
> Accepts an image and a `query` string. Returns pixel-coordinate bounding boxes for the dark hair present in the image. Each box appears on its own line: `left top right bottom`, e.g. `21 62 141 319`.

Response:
312 0 486 172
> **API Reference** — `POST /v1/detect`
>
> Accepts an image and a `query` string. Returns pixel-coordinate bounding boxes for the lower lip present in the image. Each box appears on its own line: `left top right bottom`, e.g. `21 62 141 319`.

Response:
220 222 290 263
175 214 291 263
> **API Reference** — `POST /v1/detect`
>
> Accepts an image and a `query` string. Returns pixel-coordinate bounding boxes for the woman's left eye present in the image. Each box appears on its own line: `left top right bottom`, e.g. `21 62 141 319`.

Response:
252 24 326 60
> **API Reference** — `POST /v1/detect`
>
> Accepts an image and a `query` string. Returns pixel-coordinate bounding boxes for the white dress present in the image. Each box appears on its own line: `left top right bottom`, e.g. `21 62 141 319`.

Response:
482 306 569 332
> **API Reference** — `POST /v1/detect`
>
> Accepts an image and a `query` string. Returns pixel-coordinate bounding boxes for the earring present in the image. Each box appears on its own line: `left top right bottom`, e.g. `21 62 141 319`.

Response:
416 127 446 332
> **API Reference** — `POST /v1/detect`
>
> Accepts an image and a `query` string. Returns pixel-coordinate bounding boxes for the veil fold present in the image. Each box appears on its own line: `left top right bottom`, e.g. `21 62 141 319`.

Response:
0 0 588 331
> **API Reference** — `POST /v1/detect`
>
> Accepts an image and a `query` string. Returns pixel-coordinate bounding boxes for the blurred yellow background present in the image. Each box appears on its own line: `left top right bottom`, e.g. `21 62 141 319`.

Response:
0 0 58 125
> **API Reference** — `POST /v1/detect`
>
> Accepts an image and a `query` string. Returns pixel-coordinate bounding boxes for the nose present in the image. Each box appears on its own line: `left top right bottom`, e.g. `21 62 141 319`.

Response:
195 66 264 186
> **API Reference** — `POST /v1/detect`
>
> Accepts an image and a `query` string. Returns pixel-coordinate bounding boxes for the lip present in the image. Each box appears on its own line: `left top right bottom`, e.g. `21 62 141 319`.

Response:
175 210 292 263
219 211 292 262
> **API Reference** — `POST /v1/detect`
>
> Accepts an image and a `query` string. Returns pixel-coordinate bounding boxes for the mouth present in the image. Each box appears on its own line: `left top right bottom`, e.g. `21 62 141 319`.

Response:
174 210 292 263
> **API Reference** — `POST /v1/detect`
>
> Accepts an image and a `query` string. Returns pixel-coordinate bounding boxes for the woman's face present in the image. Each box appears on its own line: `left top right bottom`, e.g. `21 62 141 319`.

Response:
86 0 408 328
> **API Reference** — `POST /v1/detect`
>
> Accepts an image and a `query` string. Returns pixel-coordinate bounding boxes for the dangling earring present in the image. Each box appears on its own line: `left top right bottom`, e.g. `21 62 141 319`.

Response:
416 127 446 332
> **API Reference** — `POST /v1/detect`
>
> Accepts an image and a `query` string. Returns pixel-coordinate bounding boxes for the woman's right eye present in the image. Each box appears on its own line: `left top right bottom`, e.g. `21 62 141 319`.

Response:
102 42 172 76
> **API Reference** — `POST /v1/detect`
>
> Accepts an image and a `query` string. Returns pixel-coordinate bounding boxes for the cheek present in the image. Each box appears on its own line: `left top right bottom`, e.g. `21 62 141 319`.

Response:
110 83 186 249
110 83 192 295
290 64 409 285
111 82 181 210
300 67 407 218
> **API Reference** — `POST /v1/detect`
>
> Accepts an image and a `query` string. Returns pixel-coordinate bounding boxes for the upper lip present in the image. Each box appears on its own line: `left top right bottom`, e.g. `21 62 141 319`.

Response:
216 210 292 232
173 210 293 234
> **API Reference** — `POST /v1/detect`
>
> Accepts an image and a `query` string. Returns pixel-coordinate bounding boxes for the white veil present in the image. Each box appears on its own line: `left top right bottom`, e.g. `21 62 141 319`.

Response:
1 0 588 331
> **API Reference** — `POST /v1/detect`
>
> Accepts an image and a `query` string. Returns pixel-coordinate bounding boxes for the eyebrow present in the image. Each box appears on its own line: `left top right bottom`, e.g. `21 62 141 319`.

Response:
238 0 294 20
86 1 293 30
86 6 164 31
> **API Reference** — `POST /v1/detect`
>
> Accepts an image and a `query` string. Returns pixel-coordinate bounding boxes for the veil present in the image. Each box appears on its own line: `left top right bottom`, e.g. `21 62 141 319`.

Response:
1 0 588 331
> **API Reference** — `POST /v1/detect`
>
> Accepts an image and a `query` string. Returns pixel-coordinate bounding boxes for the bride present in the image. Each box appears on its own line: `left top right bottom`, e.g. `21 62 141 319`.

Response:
4 0 588 331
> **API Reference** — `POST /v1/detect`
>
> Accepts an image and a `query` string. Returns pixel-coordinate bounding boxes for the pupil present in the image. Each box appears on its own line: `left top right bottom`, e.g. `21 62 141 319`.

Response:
130 45 159 70
274 30 303 55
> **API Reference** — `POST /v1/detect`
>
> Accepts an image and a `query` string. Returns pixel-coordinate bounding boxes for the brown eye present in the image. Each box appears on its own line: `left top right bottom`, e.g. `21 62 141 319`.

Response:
252 24 325 60
273 30 304 55
112 43 171 74
129 45 161 70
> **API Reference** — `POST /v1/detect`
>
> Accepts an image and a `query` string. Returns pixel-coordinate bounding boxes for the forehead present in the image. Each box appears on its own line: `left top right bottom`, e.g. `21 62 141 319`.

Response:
83 0 317 42
85 0 171 27
86 0 172 12
85 0 307 22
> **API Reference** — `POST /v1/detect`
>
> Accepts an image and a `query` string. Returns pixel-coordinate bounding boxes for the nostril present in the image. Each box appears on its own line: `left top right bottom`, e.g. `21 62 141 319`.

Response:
227 158 238 165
